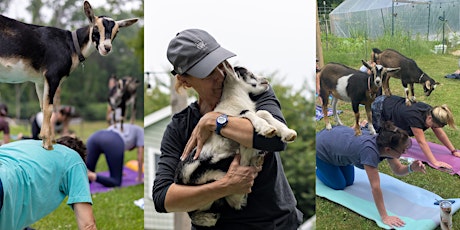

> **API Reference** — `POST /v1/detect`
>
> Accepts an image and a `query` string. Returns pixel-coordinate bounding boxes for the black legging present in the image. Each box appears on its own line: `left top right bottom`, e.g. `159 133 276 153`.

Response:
86 130 125 187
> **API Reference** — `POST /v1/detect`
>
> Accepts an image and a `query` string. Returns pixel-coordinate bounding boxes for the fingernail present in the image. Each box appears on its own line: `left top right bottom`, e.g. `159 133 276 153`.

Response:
180 156 184 161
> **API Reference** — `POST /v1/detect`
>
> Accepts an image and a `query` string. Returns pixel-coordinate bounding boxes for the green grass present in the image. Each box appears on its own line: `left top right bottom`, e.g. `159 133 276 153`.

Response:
317 36 460 229
6 120 144 229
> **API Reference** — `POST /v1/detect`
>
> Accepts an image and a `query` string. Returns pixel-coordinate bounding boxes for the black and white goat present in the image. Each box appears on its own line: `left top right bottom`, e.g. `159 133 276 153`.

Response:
0 1 138 149
372 48 439 106
319 60 400 135
174 65 297 227
108 76 139 131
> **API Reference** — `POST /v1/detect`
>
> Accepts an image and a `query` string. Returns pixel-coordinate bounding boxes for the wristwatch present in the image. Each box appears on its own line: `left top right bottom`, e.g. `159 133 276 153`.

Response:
215 114 228 136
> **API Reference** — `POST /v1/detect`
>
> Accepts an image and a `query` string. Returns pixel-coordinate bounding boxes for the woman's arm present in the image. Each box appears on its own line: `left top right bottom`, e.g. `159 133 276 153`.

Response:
364 165 405 228
432 127 460 157
3 133 9 144
412 127 452 168
386 158 426 176
137 146 144 182
73 202 97 230
164 154 259 212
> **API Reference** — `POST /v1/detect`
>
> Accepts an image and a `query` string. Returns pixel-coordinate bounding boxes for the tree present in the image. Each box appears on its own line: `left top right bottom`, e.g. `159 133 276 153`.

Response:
271 82 316 220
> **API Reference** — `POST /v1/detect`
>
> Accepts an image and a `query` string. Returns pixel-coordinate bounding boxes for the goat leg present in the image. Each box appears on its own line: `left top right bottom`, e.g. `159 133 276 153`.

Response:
365 103 376 135
352 103 362 136
403 84 413 106
332 97 343 126
409 83 416 103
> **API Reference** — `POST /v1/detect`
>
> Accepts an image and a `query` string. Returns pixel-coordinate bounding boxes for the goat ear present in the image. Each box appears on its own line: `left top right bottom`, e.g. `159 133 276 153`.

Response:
361 60 370 69
116 18 139 28
388 67 401 73
84 1 96 24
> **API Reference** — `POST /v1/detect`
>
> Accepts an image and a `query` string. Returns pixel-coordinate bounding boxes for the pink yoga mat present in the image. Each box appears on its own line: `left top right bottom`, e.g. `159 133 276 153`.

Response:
89 167 143 194
403 138 460 175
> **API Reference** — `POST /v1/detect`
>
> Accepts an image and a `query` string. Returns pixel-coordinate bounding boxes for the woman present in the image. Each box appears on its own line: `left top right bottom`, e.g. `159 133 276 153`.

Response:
24 106 76 140
372 95 457 169
152 29 302 229
316 121 426 228
86 123 144 187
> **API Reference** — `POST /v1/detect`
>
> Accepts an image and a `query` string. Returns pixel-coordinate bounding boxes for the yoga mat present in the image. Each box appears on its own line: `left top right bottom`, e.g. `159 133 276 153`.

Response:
316 166 460 229
316 105 343 121
403 138 460 175
90 166 143 194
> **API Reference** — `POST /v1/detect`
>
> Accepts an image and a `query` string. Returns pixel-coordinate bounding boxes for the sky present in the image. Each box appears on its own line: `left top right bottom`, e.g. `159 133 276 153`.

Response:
144 0 316 95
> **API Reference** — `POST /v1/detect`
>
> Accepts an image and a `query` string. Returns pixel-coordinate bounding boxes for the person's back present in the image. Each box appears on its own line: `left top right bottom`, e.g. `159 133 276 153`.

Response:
0 140 91 229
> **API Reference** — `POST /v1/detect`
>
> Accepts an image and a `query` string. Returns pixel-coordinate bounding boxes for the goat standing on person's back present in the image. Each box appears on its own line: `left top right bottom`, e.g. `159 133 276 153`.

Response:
319 60 400 136
0 1 138 149
108 76 140 131
372 48 439 106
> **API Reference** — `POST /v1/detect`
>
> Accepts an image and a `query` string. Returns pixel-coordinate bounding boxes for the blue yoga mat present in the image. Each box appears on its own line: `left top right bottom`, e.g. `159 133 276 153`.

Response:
316 166 460 229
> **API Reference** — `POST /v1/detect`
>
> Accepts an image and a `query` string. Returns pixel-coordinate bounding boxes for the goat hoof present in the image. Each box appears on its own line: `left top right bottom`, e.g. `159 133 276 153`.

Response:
42 142 54 150
405 100 412 106
354 128 362 136
326 124 332 130
282 130 297 143
259 126 277 138
190 212 220 227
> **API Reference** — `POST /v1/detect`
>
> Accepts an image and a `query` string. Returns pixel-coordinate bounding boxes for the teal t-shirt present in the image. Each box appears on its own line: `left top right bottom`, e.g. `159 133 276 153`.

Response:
0 140 92 230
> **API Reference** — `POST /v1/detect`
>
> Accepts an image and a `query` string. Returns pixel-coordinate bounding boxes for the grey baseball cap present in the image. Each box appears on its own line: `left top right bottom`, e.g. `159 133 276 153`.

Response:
167 29 236 78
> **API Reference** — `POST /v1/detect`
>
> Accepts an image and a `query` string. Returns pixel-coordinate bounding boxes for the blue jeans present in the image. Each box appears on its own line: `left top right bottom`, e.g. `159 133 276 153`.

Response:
316 155 354 190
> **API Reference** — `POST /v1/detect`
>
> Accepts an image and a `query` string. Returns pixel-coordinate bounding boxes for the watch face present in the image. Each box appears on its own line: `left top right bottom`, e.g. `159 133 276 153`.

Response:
217 116 227 124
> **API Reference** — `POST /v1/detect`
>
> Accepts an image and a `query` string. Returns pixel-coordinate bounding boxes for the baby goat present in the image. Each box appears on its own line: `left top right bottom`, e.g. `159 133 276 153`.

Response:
0 1 138 149
319 60 400 135
174 65 297 227
372 48 439 106
108 76 140 131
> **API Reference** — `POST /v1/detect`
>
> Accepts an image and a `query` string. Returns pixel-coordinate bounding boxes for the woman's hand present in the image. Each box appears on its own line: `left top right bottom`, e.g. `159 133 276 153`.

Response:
382 215 405 228
221 154 261 195
410 160 426 173
181 112 218 160
452 150 460 158
432 160 453 172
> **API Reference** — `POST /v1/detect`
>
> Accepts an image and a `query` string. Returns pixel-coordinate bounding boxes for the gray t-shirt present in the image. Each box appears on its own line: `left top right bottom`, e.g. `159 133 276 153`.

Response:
316 126 384 169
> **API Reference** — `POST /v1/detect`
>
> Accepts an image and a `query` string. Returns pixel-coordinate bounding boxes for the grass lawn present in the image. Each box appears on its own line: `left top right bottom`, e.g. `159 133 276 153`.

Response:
6 120 144 230
316 50 460 229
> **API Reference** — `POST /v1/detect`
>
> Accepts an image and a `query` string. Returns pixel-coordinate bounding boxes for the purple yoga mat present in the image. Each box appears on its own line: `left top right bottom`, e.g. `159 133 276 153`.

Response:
403 138 460 175
89 167 143 194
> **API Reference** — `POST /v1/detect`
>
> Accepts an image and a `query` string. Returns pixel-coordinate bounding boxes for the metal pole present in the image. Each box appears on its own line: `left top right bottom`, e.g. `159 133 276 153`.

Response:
392 0 395 36
442 11 445 54
427 3 431 40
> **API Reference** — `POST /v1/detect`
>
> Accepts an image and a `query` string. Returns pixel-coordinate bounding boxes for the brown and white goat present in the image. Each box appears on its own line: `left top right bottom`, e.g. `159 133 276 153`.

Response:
372 48 439 106
319 60 400 135
0 1 138 149
108 76 139 131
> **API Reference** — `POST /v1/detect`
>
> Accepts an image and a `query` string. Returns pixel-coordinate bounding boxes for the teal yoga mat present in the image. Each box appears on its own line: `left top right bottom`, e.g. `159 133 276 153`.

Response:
316 166 460 229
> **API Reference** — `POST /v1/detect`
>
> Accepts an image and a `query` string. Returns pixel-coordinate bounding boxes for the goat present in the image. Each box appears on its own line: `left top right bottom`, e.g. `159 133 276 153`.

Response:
0 1 138 149
108 75 139 131
319 60 400 136
174 65 297 227
372 48 439 106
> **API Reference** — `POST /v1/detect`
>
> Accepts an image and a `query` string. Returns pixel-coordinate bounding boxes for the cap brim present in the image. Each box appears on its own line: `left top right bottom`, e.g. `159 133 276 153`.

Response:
186 47 236 78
